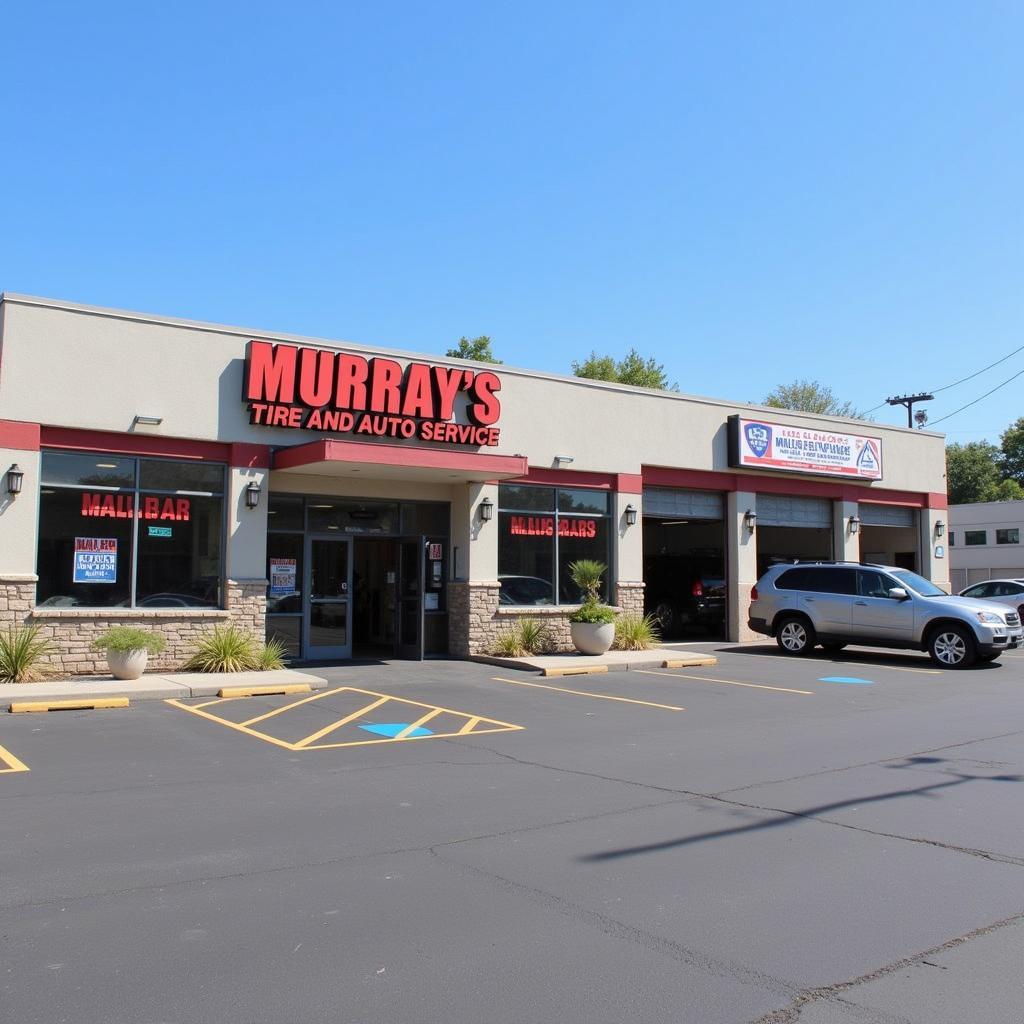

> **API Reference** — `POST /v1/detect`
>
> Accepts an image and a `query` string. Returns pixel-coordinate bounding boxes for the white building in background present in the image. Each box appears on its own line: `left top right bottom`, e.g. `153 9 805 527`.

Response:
949 500 1024 592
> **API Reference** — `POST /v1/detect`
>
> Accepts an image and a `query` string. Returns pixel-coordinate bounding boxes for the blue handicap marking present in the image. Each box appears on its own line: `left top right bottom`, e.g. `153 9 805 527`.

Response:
818 676 875 686
358 723 434 738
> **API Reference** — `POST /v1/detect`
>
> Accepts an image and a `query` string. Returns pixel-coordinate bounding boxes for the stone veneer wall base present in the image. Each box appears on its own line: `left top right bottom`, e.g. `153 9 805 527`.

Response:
0 575 268 676
450 580 646 656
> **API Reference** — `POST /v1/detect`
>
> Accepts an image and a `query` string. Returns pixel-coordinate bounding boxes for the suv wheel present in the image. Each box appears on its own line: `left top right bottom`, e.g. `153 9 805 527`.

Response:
651 600 677 636
776 616 816 656
928 625 977 668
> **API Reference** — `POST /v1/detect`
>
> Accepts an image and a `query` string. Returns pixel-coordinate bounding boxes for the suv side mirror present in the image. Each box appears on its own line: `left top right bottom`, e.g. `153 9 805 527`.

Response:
888 587 909 601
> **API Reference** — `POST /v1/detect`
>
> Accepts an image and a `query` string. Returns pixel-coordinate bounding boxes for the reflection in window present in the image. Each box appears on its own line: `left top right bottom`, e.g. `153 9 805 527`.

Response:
36 452 225 609
497 484 611 605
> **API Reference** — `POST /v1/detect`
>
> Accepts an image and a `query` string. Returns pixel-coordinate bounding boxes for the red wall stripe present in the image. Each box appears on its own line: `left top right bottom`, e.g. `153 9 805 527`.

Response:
39 427 270 468
0 419 41 451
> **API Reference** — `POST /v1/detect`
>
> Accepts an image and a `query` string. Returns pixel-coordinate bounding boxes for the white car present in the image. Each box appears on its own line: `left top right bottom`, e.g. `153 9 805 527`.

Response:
959 579 1024 619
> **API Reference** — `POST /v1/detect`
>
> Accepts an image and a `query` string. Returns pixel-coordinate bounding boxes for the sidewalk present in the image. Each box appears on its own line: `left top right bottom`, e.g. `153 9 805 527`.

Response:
0 669 330 709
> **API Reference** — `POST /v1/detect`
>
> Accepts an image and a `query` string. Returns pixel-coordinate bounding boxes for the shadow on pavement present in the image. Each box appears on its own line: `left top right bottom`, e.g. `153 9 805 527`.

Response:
712 644 1004 671
578 758 1022 863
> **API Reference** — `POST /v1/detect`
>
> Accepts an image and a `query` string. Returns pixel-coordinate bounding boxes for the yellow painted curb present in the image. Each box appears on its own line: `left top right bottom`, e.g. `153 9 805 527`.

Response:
662 657 718 669
543 665 609 677
217 683 312 699
10 697 130 714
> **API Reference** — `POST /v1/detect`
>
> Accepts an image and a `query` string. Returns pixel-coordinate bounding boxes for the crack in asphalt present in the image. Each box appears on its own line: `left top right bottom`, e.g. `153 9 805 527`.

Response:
425 844 805 1002
448 736 1024 867
749 910 1024 1023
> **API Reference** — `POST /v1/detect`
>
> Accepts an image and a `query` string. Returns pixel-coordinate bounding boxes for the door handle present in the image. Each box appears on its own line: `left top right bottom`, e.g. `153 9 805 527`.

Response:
804 597 814 602
854 600 868 606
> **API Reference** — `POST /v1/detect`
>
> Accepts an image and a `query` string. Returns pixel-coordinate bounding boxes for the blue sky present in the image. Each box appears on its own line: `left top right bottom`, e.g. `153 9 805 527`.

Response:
2 2 1021 442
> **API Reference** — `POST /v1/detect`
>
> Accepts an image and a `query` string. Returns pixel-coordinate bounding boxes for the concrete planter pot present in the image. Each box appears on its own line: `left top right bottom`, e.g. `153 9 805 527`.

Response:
570 620 616 656
106 649 149 681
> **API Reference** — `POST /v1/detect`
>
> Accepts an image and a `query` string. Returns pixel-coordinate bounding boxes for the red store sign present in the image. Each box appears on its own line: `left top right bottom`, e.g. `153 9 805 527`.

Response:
243 340 502 447
507 516 598 538
81 493 191 521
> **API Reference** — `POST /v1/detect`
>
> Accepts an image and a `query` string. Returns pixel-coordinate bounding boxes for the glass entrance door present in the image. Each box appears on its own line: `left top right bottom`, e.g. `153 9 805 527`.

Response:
396 536 425 660
305 535 352 660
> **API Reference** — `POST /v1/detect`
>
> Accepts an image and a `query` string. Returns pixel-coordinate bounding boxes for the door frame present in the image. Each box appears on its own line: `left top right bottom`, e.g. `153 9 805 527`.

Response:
396 535 426 661
303 533 353 661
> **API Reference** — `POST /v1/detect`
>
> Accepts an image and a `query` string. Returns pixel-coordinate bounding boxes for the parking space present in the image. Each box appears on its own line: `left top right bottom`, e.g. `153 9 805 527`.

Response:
167 685 522 751
2 649 1024 1024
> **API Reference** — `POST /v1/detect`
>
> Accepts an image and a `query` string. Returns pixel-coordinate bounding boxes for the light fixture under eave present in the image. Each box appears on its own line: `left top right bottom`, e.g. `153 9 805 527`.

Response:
132 415 163 427
479 496 494 522
744 509 757 532
6 464 25 496
849 515 861 535
245 480 262 510
553 455 574 466
624 504 638 527
935 520 946 537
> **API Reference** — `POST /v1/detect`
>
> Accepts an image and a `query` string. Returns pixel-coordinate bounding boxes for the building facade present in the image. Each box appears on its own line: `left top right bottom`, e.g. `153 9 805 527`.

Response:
0 294 950 673
949 500 1024 592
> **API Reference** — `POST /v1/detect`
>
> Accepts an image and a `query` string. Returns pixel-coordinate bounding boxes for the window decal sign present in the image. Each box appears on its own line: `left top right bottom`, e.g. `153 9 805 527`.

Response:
269 558 297 596
507 516 598 538
728 415 883 480
73 537 118 584
80 493 192 521
242 340 502 447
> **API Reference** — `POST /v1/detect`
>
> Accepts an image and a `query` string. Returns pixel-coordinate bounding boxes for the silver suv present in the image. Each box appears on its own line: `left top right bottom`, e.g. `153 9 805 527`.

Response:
749 562 1023 668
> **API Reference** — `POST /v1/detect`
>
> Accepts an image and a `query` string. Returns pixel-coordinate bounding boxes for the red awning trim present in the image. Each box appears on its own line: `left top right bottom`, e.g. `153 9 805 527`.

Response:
272 438 528 477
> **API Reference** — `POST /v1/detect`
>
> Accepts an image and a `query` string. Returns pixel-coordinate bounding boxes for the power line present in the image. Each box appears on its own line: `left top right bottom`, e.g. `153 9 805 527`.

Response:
928 365 1024 426
863 341 1024 418
929 342 1024 394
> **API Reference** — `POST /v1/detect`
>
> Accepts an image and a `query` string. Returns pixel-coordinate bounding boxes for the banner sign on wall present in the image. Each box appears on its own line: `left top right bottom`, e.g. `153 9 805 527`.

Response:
73 537 118 584
242 340 503 447
269 558 297 596
728 415 883 480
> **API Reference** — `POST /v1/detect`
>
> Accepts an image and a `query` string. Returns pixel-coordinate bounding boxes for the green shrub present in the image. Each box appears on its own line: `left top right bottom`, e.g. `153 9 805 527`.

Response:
184 625 260 673
491 617 550 657
569 603 617 624
492 626 527 658
90 626 166 655
567 559 606 605
516 617 550 654
253 638 287 671
0 625 55 683
613 612 661 651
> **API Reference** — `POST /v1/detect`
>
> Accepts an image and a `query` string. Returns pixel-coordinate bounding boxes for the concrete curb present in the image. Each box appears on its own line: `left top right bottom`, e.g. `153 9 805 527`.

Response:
1 669 329 711
469 651 719 675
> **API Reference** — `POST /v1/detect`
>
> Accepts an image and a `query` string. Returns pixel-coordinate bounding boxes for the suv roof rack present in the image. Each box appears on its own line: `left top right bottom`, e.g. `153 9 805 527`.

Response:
785 559 887 568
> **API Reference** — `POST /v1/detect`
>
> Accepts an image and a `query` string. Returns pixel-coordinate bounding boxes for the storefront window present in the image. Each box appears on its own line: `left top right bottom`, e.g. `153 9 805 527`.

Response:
36 452 225 609
498 485 611 605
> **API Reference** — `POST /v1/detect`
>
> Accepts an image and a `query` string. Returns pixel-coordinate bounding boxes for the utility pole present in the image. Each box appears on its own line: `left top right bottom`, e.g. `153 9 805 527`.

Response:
886 393 933 428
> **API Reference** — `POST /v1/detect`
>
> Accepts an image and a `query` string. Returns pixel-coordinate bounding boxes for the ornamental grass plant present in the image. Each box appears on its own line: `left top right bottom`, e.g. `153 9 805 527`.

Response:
0 625 55 683
491 617 550 657
185 626 288 673
90 627 166 655
612 612 661 651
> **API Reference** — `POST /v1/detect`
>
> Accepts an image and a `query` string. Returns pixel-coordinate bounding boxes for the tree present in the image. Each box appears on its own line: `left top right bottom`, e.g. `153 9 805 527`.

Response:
946 441 1002 505
446 335 501 364
980 478 1024 502
761 379 863 419
572 348 677 390
998 417 1024 484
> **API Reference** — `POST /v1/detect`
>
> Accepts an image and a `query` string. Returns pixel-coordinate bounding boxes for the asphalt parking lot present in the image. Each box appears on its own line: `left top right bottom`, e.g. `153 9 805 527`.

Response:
2 643 1023 1024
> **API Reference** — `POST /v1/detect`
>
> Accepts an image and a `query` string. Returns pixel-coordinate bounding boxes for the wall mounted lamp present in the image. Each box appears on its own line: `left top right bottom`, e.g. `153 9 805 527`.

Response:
132 415 163 427
624 504 638 527
744 509 757 533
479 496 494 522
245 480 262 510
553 455 574 466
935 520 946 537
849 514 860 535
6 464 24 496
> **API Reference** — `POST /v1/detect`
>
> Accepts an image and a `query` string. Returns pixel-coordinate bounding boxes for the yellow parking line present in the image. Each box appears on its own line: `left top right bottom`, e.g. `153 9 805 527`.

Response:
635 669 813 695
735 652 940 675
395 707 445 739
458 716 482 735
491 676 684 711
292 696 392 749
303 723 524 750
239 687 348 727
0 742 29 774
165 699 298 749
